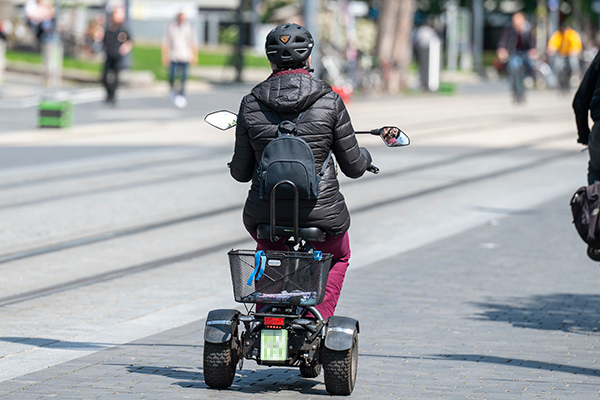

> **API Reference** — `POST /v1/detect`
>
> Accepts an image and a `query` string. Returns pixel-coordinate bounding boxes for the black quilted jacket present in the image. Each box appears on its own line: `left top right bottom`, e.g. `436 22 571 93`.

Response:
230 71 370 237
573 50 600 145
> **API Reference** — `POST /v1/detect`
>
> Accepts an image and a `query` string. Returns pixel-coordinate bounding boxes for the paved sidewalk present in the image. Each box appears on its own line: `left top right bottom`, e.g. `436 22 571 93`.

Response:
0 193 597 399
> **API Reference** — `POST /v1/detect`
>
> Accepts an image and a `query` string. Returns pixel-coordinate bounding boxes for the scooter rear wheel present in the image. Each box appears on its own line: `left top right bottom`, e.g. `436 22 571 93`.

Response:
203 341 237 389
322 331 358 395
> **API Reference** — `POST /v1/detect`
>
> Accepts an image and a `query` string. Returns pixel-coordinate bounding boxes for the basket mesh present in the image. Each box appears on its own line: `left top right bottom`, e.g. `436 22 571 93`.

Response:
228 250 332 306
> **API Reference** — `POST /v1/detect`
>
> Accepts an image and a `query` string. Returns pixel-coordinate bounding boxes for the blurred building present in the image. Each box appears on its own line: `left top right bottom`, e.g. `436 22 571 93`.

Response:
10 0 241 46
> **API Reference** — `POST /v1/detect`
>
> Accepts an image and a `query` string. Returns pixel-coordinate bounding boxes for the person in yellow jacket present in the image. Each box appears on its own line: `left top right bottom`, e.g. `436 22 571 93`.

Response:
547 23 582 83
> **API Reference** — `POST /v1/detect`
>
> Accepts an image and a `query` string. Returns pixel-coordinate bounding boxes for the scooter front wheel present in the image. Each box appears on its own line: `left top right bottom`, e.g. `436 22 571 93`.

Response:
203 341 237 389
322 331 358 395
299 363 322 378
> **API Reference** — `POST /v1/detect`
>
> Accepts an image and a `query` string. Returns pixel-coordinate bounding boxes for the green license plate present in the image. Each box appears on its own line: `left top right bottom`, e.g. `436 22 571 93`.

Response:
260 329 288 361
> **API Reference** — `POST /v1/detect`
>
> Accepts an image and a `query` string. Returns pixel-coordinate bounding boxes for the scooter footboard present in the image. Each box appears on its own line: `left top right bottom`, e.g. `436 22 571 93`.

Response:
204 309 240 344
324 316 359 351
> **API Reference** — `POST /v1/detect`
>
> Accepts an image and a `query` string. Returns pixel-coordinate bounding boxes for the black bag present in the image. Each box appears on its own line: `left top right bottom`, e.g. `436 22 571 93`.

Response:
570 181 600 248
258 109 331 200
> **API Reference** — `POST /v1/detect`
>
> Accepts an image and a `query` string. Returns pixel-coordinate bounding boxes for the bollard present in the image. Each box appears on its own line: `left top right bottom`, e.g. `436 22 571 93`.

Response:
427 36 441 92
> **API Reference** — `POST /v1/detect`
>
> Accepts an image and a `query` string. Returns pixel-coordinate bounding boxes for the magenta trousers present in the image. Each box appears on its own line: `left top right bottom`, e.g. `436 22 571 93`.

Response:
251 231 351 319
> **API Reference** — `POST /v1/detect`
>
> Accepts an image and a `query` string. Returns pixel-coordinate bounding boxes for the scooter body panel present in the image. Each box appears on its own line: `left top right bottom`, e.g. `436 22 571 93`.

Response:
204 309 240 344
324 316 359 351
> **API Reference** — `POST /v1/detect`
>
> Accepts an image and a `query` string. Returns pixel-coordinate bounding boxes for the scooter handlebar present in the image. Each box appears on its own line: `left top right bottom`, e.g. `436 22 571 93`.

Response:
367 164 380 174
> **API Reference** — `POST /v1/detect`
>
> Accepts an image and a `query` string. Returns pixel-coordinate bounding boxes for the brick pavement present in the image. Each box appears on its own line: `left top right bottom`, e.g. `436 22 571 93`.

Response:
1 192 599 399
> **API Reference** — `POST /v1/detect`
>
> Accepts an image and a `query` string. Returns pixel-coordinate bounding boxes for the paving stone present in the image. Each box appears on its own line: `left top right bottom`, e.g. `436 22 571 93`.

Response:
2 195 600 398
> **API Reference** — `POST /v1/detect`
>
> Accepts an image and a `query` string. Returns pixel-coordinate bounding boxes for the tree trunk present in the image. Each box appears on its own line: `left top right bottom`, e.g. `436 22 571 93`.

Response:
0 0 11 21
376 0 415 93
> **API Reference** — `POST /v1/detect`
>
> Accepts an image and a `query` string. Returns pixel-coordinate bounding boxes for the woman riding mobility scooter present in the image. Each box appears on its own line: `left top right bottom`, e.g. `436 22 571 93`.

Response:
203 110 409 395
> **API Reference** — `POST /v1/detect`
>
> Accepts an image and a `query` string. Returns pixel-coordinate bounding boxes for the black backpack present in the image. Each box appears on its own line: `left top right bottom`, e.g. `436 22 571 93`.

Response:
571 181 600 248
258 108 331 200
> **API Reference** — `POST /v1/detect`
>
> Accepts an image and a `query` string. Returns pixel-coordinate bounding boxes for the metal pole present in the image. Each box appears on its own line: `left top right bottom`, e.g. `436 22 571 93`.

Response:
251 0 261 48
548 0 559 36
473 0 484 74
123 0 131 69
446 0 458 71
234 0 244 82
303 0 320 78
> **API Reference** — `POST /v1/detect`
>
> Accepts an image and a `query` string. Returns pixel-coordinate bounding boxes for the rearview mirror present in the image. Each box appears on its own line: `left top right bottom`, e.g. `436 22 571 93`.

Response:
204 110 238 130
378 127 410 147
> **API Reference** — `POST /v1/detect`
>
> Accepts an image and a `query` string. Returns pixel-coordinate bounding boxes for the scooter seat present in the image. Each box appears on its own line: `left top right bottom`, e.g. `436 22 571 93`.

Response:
256 224 327 242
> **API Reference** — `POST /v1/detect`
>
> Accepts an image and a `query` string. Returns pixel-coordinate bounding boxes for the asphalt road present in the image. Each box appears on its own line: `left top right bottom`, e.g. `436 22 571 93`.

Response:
0 79 595 399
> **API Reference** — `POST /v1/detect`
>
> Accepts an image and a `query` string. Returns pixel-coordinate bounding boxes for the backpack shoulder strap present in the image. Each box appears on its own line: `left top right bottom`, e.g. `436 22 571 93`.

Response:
319 151 332 177
295 108 309 125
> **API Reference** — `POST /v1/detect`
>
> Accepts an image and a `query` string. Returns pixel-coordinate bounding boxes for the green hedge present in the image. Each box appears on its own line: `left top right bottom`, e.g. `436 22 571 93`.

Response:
6 45 270 80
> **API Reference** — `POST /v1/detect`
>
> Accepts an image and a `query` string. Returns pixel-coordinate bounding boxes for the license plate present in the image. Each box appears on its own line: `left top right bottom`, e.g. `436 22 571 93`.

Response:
260 329 288 361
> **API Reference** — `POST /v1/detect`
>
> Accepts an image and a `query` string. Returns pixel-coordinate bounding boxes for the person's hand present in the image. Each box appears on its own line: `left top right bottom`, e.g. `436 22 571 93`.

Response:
497 48 509 63
359 147 372 165
190 48 198 66
528 48 538 60
119 40 132 56
578 137 589 145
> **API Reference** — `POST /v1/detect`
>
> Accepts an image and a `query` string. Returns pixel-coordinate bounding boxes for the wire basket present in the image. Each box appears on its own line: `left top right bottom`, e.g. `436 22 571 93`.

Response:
228 249 333 306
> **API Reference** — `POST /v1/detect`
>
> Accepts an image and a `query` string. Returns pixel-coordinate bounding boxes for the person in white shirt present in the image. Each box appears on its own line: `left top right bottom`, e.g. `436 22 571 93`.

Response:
162 12 198 107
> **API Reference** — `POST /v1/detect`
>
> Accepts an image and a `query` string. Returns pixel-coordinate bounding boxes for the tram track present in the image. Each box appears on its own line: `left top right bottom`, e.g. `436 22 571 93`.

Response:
0 204 241 264
0 167 224 210
0 142 582 307
0 105 567 195
0 237 250 307
0 123 573 210
0 130 573 266
0 149 230 192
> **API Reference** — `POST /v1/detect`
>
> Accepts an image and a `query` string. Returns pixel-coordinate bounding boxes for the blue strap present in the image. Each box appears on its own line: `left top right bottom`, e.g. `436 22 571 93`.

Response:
247 251 267 286
314 251 322 261
256 253 267 281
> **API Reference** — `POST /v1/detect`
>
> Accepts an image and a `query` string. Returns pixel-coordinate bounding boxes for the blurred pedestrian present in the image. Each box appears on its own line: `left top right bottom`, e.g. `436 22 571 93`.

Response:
497 12 537 64
547 22 582 82
573 50 600 184
36 0 55 42
413 17 439 91
24 0 41 32
497 12 537 103
85 13 106 57
102 6 132 105
24 0 55 49
161 11 198 108
0 19 10 41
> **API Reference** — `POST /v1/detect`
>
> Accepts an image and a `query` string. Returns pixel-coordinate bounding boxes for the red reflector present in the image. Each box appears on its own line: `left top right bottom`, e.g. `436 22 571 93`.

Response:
264 317 284 327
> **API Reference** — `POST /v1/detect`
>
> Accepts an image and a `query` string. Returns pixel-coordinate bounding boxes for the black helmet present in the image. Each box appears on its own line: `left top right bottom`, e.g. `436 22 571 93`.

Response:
265 23 314 68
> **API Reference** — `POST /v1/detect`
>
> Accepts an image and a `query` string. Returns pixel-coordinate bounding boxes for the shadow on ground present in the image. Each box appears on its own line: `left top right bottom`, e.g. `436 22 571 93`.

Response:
359 353 600 378
472 293 600 334
434 354 600 377
0 336 202 350
124 364 327 394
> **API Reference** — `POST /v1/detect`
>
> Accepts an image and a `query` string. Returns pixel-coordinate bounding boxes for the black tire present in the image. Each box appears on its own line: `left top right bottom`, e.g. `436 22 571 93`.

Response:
587 245 600 261
203 341 237 389
299 363 322 378
323 332 358 395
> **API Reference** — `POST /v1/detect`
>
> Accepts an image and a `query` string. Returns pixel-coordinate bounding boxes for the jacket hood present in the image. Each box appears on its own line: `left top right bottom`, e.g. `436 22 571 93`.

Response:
250 73 333 114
